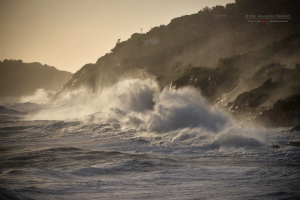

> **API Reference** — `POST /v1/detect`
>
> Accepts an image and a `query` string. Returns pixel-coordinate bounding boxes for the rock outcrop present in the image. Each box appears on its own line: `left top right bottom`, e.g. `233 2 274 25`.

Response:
290 124 300 132
255 95 300 127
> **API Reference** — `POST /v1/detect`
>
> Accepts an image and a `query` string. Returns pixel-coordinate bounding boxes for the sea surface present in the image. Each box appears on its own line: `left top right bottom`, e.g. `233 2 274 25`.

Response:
0 80 300 200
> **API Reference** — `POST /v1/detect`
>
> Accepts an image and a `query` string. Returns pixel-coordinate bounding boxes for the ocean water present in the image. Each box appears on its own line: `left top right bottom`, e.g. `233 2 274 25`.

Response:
0 79 300 200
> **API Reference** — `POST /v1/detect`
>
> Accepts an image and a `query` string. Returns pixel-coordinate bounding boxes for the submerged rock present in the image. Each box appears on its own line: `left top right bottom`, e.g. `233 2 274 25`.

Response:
271 143 280 148
287 141 300 147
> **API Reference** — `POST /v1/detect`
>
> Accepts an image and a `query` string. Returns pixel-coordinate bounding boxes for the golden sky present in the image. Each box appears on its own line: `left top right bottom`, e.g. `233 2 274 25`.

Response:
1 0 234 73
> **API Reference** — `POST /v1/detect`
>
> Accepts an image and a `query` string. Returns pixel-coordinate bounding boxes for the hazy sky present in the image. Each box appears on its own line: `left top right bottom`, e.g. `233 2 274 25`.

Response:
1 0 234 73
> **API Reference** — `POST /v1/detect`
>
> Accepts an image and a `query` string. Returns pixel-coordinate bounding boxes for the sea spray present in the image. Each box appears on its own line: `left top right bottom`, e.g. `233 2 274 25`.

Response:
21 89 55 104
147 87 228 133
26 78 158 120
25 78 265 148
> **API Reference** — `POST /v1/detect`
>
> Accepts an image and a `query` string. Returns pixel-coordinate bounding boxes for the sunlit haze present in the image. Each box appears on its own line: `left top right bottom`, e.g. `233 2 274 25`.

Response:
1 0 234 73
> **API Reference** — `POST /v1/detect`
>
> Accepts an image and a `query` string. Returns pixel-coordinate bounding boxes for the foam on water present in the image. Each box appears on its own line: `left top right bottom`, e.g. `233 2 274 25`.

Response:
1 78 300 199
1 102 300 199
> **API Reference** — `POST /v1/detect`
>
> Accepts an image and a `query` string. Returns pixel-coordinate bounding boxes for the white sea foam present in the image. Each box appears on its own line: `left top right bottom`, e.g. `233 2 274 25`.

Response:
146 87 228 133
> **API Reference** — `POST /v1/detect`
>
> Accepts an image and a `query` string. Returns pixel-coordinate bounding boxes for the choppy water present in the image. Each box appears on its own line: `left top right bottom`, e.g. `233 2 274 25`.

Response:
1 79 300 199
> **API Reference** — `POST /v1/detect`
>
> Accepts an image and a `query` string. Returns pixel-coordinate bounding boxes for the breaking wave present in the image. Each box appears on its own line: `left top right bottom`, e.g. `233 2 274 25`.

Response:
147 87 228 133
26 78 265 148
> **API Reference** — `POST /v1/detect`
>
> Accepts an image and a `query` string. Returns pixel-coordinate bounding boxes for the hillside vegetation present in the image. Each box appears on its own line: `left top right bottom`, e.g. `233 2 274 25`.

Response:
0 60 72 97
57 0 300 127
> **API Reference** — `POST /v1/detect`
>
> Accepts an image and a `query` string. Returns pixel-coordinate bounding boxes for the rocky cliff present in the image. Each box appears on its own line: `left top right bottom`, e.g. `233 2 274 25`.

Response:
55 0 300 127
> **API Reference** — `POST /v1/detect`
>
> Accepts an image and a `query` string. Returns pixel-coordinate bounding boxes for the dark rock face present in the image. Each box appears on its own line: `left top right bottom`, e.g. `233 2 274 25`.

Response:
227 93 269 116
172 61 240 101
255 95 300 127
226 78 275 116
223 60 300 120
290 124 300 132
0 60 72 97
287 141 300 147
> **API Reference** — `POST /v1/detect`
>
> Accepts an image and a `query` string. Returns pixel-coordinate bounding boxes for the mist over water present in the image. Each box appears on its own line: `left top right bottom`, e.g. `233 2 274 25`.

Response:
20 89 55 104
